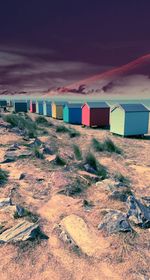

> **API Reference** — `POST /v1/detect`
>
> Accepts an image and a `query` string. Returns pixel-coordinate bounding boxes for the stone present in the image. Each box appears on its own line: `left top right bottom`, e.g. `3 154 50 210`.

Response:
15 205 26 217
1 151 16 163
58 214 108 257
0 198 12 207
98 210 133 234
7 143 20 151
28 138 42 148
0 221 47 243
127 195 150 228
17 150 32 158
84 164 97 175
19 173 26 180
43 146 54 155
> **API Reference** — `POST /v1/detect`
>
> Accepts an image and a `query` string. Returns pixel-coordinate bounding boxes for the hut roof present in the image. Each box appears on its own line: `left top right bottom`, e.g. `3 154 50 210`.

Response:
67 103 83 108
53 101 67 106
112 103 149 113
84 102 109 109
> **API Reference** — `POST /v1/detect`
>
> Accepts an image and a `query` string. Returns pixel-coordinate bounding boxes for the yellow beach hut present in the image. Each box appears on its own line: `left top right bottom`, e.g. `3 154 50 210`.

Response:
52 101 67 119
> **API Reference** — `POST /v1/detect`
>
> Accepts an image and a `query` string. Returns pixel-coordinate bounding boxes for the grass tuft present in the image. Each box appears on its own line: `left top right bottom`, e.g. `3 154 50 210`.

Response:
56 125 80 138
92 138 105 152
92 137 122 154
35 116 53 127
3 114 37 138
0 168 9 186
55 155 66 166
104 138 122 154
56 125 69 133
73 144 82 161
32 147 44 159
85 152 107 179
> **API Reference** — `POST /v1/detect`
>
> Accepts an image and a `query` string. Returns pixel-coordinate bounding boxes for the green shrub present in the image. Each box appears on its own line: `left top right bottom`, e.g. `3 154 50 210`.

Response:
35 116 53 127
103 138 122 154
92 138 105 152
73 144 82 160
55 155 66 166
92 137 122 154
3 114 37 138
56 125 69 133
33 147 44 159
0 168 9 186
85 152 97 170
68 128 80 138
85 152 107 179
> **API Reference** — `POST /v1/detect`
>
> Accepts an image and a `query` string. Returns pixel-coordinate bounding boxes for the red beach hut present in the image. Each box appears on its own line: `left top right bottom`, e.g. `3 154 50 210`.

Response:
30 101 36 113
82 102 110 127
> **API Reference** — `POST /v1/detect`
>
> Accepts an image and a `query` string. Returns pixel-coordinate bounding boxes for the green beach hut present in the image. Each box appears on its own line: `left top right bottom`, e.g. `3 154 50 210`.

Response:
110 103 149 136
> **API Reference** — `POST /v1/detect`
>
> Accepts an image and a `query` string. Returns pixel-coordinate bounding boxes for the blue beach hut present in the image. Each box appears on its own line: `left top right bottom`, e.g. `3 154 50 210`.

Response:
110 103 149 136
43 101 52 117
63 103 83 124
36 100 44 115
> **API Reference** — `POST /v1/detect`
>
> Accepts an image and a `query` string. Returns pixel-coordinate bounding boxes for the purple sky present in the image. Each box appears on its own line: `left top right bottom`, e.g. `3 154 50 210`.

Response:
0 0 150 94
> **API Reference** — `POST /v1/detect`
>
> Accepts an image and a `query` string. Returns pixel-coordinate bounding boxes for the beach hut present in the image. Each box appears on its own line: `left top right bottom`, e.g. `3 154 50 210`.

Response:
27 100 30 110
82 102 110 127
36 100 44 115
0 100 7 107
43 101 52 117
110 103 149 136
63 103 82 124
52 101 67 119
30 101 36 113
14 101 28 113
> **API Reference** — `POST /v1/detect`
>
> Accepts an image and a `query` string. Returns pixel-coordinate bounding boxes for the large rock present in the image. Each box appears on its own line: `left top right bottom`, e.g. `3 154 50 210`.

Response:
98 210 133 234
0 221 44 243
7 143 20 151
127 195 150 228
1 151 17 163
0 198 12 208
57 214 108 257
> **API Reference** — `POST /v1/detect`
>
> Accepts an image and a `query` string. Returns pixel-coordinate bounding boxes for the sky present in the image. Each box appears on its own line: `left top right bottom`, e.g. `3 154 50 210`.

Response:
0 0 150 95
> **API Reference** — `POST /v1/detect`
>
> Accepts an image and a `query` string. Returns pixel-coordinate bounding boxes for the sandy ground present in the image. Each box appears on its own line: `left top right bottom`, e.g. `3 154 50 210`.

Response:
0 113 150 280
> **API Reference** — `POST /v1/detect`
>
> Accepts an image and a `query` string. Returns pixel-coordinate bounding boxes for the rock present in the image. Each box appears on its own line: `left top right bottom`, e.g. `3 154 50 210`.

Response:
98 210 133 234
1 151 16 163
109 188 132 202
15 205 26 217
28 138 42 148
96 179 132 202
7 143 20 151
42 146 54 155
0 198 12 207
127 195 150 228
84 164 97 175
19 173 26 180
45 154 56 163
10 127 24 136
78 170 100 182
17 150 32 158
0 221 47 243
96 179 115 189
58 214 108 256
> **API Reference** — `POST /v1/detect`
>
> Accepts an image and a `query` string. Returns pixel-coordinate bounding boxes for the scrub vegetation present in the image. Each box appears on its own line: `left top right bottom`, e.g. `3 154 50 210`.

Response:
92 137 122 154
